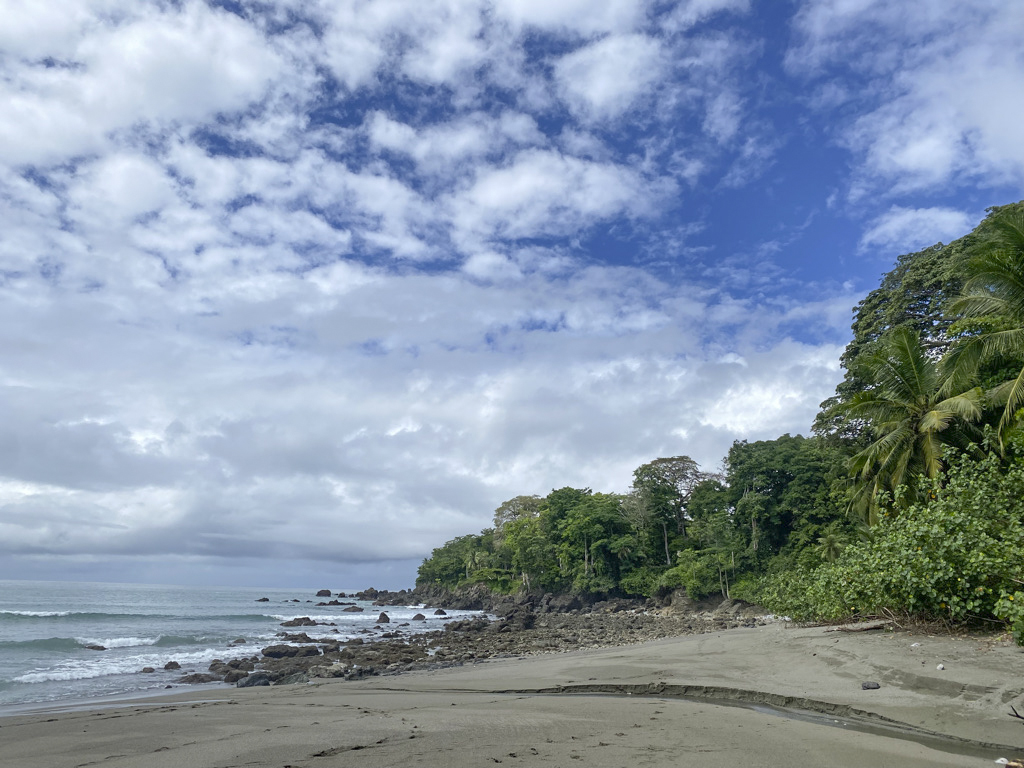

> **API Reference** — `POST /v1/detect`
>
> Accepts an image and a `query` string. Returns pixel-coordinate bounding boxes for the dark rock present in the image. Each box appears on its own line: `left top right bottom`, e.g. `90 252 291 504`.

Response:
230 637 247 645
342 606 364 613
223 669 249 684
433 609 447 616
862 681 881 690
237 672 273 688
261 644 321 659
140 667 155 673
377 612 390 623
227 658 256 671
85 645 106 651
164 661 181 670
178 673 221 684
280 616 317 627
256 597 269 602
278 632 318 644
274 672 309 686
316 589 332 597
412 614 426 621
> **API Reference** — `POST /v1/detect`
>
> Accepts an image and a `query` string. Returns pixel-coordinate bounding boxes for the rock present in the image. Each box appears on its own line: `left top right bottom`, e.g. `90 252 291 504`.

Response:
261 644 321 659
316 589 332 597
177 673 221 684
237 672 273 688
229 638 247 645
274 672 310 686
223 669 249 684
85 645 106 651
280 616 317 627
377 612 390 623
308 663 348 679
342 606 364 613
278 632 318 644
434 609 447 616
164 661 181 670
412 613 426 621
256 597 269 602
140 667 155 673
862 681 881 690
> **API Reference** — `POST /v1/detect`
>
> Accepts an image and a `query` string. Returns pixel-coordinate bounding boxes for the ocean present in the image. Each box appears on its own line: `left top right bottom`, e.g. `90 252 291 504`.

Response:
0 580 475 712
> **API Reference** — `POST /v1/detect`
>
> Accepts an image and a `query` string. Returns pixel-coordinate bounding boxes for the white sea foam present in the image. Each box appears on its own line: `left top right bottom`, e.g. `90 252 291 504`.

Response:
0 610 72 617
13 647 236 684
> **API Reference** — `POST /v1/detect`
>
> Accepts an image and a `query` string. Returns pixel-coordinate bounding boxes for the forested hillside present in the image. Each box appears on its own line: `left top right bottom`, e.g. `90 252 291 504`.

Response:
417 202 1024 642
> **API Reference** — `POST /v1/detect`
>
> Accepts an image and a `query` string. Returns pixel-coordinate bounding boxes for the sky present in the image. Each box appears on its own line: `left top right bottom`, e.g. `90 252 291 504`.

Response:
1 0 1022 590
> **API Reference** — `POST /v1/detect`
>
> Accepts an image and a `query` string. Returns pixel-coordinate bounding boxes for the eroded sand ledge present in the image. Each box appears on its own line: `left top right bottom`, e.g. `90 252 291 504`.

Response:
3 622 1024 768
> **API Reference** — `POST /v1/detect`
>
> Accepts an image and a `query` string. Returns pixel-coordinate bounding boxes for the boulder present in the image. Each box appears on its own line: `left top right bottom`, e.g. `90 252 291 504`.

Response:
229 637 247 645
316 589 332 597
376 612 390 623
433 609 447 616
342 606 364 613
140 667 155 673
236 672 272 688
278 632 318 644
163 661 181 670
223 669 249 684
256 597 270 602
308 663 348 679
177 673 221 684
261 644 321 659
412 613 426 621
280 616 317 627
85 645 106 651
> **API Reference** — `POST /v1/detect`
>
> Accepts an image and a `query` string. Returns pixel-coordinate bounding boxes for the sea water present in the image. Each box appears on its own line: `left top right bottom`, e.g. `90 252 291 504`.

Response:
0 580 472 711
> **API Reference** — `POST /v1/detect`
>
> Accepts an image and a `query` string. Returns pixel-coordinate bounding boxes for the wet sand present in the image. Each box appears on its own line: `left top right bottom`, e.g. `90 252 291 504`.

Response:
3 622 1023 767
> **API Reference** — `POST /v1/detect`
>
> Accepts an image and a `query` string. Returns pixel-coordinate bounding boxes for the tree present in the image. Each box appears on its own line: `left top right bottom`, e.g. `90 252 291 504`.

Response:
945 203 1024 442
842 326 983 522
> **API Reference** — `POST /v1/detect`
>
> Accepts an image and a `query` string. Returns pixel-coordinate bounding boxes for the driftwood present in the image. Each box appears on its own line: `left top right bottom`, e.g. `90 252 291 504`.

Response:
825 621 890 633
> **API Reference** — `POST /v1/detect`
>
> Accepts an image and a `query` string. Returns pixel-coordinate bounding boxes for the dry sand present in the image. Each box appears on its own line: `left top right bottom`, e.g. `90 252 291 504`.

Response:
3 622 1024 767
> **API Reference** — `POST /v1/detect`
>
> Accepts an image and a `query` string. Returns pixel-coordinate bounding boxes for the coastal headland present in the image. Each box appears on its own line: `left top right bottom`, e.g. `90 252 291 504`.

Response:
3 590 1024 768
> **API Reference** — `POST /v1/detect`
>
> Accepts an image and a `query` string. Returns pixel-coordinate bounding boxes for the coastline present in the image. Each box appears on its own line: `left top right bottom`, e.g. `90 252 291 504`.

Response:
3 619 1024 767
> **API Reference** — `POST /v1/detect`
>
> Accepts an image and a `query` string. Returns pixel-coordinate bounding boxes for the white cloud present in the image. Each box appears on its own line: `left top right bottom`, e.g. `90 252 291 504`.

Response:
449 149 675 247
859 205 977 253
0 1 286 166
491 0 648 37
555 34 667 121
789 0 1024 194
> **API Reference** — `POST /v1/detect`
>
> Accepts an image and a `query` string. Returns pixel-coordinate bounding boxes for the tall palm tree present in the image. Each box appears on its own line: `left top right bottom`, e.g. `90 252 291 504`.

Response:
842 326 983 523
945 206 1024 442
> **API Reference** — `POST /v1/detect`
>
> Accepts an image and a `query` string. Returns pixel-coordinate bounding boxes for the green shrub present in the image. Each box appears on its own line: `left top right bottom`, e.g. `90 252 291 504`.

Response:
761 448 1024 638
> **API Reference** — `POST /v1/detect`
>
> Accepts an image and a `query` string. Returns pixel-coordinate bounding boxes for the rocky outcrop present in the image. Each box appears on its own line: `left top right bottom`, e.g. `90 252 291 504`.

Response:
316 589 332 597
280 616 317 627
261 644 321 659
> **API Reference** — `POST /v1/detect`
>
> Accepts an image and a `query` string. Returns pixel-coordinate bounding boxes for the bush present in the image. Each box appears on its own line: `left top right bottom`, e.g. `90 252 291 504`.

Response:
760 448 1024 639
619 567 664 598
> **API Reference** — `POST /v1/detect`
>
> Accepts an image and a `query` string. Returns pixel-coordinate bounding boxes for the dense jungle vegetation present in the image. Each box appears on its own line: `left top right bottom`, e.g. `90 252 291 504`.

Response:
416 201 1024 642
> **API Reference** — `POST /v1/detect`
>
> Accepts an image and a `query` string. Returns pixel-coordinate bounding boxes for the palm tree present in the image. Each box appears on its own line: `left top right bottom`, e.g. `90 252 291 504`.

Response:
814 521 847 563
842 326 983 523
945 206 1024 443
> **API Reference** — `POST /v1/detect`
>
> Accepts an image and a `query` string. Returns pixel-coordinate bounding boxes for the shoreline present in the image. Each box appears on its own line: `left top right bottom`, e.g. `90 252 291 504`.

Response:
3 620 1024 767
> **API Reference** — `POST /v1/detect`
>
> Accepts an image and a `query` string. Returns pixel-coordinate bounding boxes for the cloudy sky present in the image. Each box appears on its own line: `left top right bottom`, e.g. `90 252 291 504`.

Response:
1 0 1022 590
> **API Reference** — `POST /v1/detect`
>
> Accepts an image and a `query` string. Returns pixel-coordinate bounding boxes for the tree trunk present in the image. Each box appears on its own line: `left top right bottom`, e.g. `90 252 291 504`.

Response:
662 522 671 565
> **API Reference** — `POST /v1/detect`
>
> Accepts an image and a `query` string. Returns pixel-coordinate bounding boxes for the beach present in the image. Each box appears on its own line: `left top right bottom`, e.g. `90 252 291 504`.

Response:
3 621 1023 768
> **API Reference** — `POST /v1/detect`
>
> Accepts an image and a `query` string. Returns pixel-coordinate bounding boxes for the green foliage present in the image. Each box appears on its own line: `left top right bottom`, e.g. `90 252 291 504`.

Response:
761 446 1024 638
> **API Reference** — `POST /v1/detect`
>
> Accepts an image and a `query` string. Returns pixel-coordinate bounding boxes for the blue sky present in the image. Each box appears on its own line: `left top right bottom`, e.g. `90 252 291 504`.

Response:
1 0 1022 590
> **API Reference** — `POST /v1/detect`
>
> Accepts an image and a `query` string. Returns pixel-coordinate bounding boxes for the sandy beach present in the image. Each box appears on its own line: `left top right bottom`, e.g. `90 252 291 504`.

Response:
3 622 1024 768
